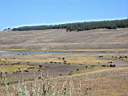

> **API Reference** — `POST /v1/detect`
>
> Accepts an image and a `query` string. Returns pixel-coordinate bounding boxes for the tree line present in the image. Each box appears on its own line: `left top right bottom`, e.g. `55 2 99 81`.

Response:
12 19 128 32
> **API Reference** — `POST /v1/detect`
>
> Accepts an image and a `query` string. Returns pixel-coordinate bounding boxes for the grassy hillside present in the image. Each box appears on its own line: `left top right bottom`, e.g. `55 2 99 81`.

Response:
0 28 128 50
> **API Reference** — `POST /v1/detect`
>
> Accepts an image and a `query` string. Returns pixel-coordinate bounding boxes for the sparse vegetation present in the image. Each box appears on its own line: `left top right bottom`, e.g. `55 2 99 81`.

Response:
1 67 128 96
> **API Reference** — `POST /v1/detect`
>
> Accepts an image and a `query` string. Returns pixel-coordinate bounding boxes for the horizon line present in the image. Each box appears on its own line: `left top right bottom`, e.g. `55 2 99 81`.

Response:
1 17 127 30
13 17 128 28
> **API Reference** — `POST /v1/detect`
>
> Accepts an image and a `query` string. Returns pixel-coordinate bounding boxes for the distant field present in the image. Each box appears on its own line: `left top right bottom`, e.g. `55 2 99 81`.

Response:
0 28 128 50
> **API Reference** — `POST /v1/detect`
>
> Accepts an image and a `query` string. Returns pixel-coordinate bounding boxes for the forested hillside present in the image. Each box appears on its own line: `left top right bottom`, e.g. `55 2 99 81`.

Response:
12 19 128 31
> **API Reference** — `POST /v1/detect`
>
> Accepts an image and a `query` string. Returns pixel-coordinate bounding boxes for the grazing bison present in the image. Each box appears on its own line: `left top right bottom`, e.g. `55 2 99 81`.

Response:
24 70 29 72
0 72 2 79
110 64 116 67
62 57 65 60
108 61 113 64
39 65 42 68
99 56 103 58
85 66 88 69
64 60 67 64
101 65 107 67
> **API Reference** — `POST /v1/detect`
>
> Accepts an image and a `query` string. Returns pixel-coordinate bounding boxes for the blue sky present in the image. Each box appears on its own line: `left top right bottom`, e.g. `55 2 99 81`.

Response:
0 0 128 30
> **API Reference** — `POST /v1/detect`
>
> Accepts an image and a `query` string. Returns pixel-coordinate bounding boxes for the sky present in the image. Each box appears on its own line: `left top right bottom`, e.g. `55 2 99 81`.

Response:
0 0 128 30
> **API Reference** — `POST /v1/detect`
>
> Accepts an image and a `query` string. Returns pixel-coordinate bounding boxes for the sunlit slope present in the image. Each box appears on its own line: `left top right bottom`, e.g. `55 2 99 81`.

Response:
0 28 128 49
